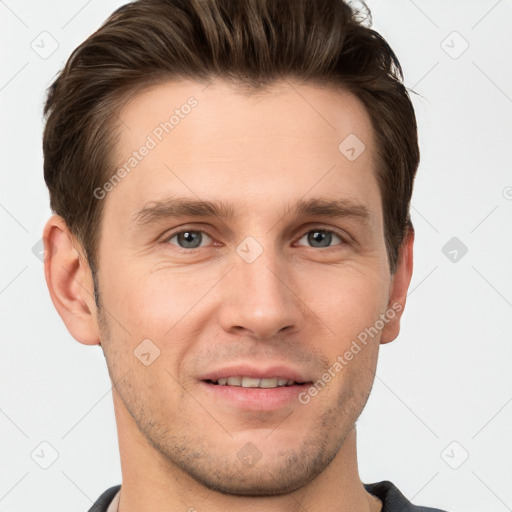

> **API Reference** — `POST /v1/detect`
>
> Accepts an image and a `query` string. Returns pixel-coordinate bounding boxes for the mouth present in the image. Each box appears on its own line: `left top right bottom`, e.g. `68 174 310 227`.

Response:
199 366 312 410
204 376 308 388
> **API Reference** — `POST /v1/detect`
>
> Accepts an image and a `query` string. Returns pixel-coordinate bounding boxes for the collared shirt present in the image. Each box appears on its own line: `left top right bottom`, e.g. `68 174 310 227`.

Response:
88 481 449 512
105 488 120 512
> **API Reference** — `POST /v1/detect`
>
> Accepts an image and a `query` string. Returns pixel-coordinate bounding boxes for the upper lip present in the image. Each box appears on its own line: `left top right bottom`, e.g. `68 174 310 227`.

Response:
200 364 312 384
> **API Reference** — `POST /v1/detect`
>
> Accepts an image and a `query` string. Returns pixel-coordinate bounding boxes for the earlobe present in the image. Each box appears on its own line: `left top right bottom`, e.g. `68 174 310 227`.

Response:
380 227 414 344
43 215 101 346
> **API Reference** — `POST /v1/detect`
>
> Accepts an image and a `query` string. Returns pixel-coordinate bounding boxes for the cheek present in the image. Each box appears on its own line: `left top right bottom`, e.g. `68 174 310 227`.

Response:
100 256 188 326
300 263 390 346
102 256 389 333
98 262 219 365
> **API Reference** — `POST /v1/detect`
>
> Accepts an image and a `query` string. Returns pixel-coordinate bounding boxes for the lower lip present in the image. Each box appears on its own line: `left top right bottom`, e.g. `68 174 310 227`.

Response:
200 381 309 411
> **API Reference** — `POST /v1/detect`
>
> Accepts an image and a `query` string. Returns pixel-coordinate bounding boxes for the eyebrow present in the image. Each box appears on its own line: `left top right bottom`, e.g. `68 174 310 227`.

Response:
132 196 371 227
133 197 235 225
293 197 371 224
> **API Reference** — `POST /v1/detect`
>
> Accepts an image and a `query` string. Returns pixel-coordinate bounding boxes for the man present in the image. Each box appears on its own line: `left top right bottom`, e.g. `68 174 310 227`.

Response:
41 0 449 510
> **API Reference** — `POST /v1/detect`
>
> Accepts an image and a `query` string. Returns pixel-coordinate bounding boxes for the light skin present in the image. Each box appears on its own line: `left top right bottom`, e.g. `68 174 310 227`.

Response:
44 79 413 512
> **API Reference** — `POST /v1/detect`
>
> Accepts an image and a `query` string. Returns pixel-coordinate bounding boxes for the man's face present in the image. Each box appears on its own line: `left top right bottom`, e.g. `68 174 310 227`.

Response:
95 79 395 494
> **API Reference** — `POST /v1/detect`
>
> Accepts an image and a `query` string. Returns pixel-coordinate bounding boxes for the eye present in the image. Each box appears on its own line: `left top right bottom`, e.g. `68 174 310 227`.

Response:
166 230 213 249
296 229 344 248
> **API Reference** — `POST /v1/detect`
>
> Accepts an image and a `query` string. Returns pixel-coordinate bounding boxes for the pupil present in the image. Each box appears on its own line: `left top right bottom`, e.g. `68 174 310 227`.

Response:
308 230 331 247
179 231 201 248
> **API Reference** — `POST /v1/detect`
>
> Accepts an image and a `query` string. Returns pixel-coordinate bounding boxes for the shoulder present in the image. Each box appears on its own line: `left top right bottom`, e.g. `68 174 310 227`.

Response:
364 481 450 512
87 485 121 512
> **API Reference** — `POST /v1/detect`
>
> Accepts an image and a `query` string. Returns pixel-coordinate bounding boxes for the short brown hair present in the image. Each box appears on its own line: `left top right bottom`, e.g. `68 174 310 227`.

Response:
43 0 419 289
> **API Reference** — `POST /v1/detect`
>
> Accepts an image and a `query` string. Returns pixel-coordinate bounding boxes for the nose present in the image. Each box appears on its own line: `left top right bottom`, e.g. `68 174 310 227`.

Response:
217 245 303 339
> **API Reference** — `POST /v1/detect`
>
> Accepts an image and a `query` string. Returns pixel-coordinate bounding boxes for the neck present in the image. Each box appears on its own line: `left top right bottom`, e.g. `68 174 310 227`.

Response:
112 391 381 512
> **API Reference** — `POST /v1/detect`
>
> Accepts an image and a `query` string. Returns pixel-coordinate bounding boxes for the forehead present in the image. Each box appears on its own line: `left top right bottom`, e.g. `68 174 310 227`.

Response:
105 78 381 226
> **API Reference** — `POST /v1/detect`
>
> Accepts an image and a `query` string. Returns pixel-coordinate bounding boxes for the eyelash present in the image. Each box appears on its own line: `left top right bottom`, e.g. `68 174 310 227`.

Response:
163 227 348 251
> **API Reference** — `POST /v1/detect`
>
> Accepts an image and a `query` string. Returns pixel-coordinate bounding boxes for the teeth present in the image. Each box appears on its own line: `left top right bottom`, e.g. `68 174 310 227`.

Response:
259 377 278 388
242 376 261 387
214 376 297 388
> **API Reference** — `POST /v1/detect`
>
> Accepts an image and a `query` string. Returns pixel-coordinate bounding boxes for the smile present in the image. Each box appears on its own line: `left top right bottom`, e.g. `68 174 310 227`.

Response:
207 376 304 388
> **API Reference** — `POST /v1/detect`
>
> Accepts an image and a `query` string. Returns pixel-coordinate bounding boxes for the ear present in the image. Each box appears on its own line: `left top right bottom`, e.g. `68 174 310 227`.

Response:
42 215 100 346
380 226 414 344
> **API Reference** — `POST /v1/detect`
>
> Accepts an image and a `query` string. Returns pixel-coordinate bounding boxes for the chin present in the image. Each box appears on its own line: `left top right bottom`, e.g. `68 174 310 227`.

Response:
179 453 330 497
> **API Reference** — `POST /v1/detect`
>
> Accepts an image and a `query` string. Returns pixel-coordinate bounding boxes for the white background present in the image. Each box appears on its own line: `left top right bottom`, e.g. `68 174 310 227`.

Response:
1 1 511 511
